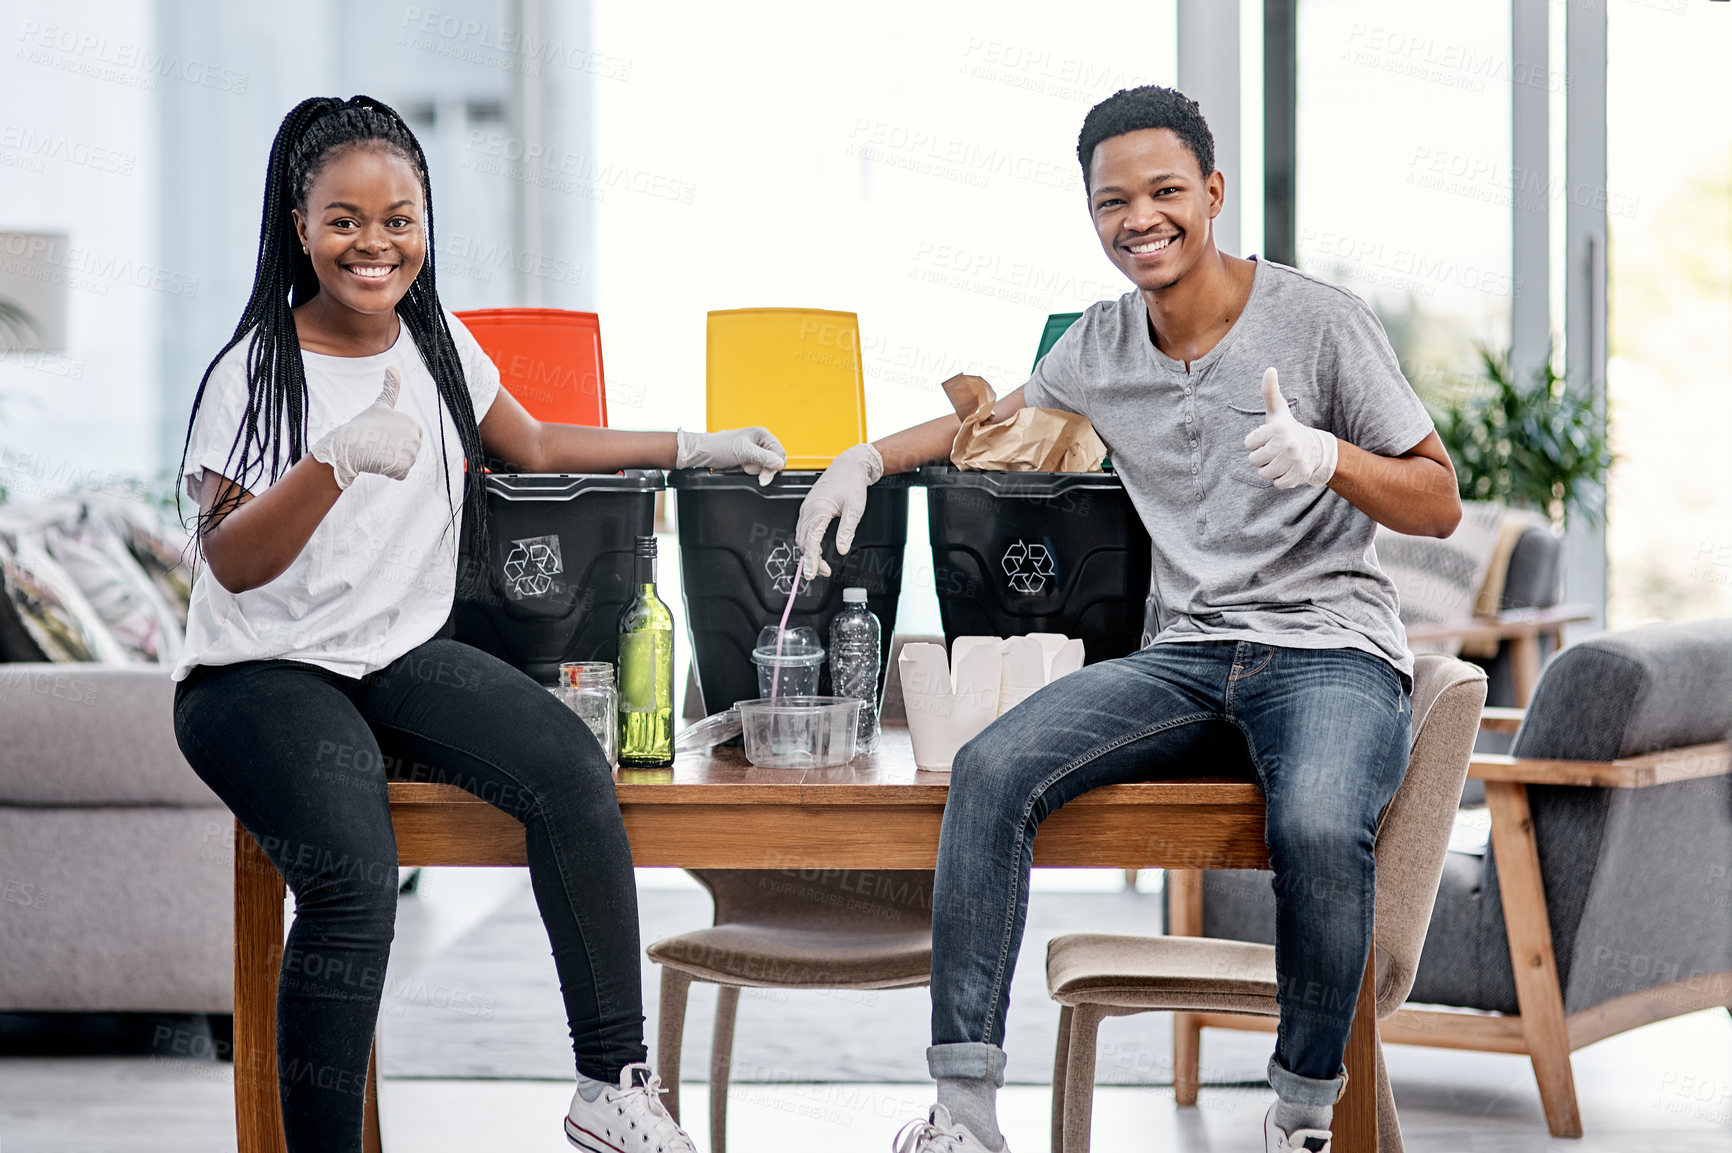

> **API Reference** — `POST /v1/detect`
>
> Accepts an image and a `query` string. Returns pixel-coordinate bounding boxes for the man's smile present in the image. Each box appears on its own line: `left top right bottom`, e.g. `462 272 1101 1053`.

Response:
1123 234 1178 260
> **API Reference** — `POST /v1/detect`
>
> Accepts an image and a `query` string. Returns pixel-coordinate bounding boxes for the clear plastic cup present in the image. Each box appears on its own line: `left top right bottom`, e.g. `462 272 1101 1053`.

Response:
752 626 825 698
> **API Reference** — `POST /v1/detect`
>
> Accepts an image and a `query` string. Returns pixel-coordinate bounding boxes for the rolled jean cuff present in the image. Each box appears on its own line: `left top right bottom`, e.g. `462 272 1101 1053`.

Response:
1267 1055 1345 1107
927 1042 1007 1087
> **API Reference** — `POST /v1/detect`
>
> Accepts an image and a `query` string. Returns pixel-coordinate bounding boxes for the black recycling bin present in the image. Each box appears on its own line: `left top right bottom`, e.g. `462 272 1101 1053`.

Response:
921 465 1151 663
669 469 910 715
449 470 664 684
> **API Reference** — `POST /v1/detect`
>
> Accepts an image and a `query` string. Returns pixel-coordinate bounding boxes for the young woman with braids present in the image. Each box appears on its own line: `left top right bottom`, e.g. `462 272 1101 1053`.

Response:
170 96 770 1153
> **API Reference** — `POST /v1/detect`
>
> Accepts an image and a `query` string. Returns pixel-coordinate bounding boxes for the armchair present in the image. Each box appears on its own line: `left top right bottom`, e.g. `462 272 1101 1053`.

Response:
1182 620 1732 1138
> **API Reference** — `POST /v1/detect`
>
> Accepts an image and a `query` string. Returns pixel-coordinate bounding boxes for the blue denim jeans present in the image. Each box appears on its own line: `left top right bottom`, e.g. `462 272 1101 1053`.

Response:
926 641 1410 1106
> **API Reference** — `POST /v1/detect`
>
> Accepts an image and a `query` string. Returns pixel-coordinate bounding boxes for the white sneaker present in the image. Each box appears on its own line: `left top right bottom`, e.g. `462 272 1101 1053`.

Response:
1264 1103 1332 1153
891 1103 1009 1152
565 1064 696 1153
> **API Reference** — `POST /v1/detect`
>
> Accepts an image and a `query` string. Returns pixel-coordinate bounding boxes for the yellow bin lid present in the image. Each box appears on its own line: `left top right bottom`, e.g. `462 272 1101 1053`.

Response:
706 307 867 470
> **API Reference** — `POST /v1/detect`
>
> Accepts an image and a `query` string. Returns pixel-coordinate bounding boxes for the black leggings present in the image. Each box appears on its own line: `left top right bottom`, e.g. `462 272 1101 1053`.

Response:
173 638 645 1153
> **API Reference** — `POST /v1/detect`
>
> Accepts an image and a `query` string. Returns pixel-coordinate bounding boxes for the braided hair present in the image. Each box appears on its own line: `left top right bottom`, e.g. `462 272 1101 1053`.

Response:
178 94 487 578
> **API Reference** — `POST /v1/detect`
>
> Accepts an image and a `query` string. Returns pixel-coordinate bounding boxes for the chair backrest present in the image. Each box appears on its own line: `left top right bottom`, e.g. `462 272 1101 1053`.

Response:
454 308 608 427
1372 654 1488 1015
1513 618 1732 761
706 308 866 470
690 868 935 936
1499 526 1562 612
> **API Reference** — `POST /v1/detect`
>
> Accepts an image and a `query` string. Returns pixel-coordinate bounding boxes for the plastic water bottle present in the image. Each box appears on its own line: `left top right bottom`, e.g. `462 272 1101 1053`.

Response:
829 587 881 754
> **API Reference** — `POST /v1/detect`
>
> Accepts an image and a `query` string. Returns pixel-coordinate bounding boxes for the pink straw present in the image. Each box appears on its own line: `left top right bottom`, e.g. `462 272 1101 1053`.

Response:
769 575 801 700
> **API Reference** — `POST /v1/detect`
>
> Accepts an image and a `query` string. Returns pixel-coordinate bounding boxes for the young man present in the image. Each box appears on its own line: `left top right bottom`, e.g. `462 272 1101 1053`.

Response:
795 86 1460 1153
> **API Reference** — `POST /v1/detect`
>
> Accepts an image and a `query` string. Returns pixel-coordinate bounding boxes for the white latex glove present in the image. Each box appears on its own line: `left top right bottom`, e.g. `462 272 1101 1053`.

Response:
1244 367 1338 489
795 443 884 579
310 365 423 489
675 427 787 485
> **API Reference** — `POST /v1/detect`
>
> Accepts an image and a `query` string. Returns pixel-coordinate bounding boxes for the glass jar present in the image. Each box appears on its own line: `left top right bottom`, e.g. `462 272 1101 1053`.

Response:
558 662 619 767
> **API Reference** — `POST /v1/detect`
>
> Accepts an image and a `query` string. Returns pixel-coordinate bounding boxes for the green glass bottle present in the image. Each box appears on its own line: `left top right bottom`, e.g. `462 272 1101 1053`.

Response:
617 535 675 768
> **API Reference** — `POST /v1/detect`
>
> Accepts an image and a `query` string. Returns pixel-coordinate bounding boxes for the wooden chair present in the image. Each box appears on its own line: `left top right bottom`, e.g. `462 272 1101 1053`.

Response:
1180 620 1732 1139
1043 655 1488 1153
648 869 935 1153
646 633 939 1153
1406 604 1589 710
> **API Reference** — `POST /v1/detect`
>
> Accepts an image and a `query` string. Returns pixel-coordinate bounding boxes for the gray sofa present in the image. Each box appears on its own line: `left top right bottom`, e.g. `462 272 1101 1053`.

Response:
0 665 232 1015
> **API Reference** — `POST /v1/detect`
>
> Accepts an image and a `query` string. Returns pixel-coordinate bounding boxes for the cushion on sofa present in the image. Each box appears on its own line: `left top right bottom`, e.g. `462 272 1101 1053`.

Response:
1377 501 1506 656
0 533 125 663
0 665 216 806
42 514 183 664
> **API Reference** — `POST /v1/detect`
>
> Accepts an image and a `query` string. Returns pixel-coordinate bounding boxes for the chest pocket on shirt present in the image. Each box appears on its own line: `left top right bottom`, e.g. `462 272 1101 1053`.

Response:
1222 394 1301 489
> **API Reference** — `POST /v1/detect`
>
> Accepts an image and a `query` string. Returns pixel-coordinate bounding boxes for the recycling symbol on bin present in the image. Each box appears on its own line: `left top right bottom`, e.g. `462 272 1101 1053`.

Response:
1002 539 1055 595
502 534 563 600
764 541 807 596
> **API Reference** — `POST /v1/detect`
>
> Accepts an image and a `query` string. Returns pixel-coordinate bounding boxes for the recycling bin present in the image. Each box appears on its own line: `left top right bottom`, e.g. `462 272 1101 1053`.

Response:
449 471 664 684
668 469 910 714
920 465 1151 663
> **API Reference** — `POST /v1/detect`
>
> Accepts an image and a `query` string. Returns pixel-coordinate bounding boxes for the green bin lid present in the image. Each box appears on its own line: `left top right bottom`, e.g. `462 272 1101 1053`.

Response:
1033 312 1085 370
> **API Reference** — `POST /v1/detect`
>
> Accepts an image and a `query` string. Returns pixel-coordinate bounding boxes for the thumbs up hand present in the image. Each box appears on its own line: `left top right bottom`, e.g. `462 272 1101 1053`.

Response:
310 364 424 489
1243 367 1338 489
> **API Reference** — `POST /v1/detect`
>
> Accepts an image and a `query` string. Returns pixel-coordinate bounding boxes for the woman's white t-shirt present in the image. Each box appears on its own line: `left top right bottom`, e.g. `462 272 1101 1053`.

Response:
172 312 500 682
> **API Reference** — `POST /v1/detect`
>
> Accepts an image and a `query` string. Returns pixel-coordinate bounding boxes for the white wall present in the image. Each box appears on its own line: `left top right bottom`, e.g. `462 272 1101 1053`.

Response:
0 0 162 497
590 0 1178 441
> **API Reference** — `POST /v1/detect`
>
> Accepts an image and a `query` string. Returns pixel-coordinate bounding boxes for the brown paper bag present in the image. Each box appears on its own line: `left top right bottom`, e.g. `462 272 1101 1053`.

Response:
943 374 1107 472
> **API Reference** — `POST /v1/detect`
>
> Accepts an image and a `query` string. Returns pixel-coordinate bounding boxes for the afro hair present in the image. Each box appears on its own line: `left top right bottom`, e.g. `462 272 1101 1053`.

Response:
1077 86 1215 190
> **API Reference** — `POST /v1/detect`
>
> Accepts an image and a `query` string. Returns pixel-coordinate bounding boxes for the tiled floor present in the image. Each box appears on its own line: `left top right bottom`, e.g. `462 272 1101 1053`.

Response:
3 868 1728 1152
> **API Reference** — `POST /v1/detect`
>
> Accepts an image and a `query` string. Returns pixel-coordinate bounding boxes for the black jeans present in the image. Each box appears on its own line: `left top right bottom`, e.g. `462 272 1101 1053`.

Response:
173 638 646 1153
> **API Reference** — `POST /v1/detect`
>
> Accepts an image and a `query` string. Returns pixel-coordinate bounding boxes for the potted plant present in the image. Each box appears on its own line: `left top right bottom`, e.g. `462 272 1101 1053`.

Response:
1431 347 1613 531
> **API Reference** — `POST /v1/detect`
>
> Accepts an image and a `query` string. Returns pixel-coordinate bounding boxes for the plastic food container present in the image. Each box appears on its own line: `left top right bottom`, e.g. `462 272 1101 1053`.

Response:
735 695 861 769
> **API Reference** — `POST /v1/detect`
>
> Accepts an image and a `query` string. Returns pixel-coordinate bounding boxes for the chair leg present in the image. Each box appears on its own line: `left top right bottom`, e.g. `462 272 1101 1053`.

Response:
1374 1036 1402 1153
1167 868 1205 1109
711 985 742 1153
1485 780 1583 1138
363 1037 383 1153
1051 1005 1074 1153
657 968 694 1124
1172 1012 1201 1107
1062 1004 1109 1153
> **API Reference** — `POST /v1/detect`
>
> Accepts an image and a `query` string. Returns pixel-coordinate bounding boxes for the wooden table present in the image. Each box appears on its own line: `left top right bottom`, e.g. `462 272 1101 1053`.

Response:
231 727 1380 1152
